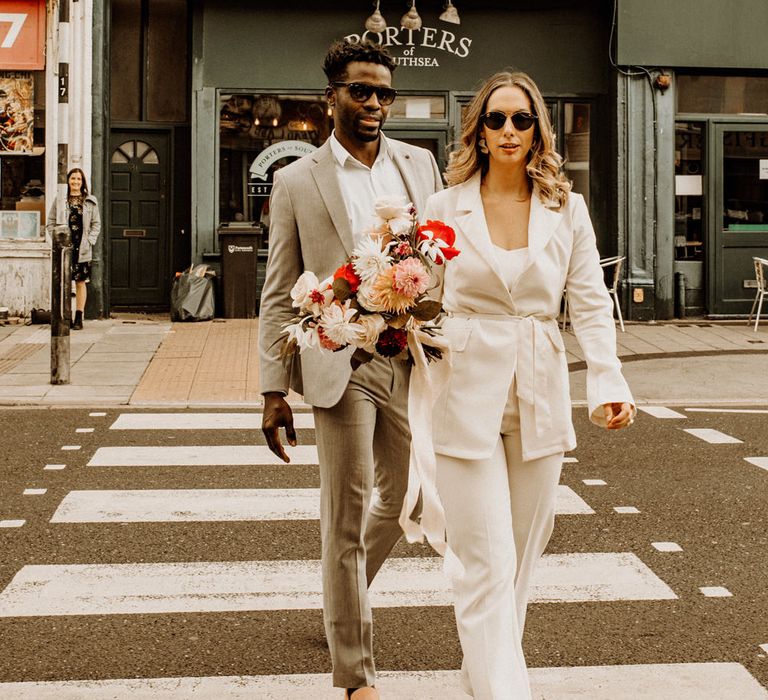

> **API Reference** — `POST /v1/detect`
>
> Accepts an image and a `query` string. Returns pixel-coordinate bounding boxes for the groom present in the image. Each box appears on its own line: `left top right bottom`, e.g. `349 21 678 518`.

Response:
258 41 442 698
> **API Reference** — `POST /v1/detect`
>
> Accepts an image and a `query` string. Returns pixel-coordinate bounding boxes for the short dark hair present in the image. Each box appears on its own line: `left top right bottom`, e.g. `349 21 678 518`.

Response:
322 40 397 84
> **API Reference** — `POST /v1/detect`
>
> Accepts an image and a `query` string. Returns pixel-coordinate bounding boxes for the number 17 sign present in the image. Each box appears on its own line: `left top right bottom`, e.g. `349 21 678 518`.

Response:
0 0 46 71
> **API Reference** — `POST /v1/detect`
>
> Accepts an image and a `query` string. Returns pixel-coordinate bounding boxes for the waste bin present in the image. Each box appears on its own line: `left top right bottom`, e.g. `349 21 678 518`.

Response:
217 225 263 318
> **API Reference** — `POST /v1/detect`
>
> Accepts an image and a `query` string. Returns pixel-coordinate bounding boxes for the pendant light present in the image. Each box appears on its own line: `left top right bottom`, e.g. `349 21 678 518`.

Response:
400 1 422 30
439 0 460 24
365 1 387 33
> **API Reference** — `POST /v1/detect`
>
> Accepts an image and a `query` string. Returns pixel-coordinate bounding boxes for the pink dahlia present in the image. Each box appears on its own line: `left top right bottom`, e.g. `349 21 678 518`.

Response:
391 257 430 298
371 267 414 314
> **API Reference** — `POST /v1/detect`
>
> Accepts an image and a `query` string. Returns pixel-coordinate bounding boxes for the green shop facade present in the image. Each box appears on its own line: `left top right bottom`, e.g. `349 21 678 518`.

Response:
92 0 768 320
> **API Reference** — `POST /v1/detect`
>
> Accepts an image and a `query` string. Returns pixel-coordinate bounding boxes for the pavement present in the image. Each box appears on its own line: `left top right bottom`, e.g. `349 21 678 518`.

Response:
0 314 767 407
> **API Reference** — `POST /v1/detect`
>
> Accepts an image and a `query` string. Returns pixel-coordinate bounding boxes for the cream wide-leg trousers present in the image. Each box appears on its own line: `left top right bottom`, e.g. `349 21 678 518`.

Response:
436 382 563 700
313 356 412 688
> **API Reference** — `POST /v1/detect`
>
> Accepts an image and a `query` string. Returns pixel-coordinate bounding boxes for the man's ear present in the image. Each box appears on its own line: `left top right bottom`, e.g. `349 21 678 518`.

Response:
324 85 335 106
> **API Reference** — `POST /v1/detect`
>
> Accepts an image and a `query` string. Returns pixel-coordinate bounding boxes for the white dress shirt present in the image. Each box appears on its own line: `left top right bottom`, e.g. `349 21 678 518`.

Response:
329 131 410 244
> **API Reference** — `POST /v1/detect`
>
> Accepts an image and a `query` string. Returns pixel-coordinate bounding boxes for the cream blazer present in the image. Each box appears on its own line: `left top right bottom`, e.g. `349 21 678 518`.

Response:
424 172 634 462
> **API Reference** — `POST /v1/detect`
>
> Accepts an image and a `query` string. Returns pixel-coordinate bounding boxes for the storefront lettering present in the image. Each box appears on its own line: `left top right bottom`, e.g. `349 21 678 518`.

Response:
344 26 473 67
249 140 318 181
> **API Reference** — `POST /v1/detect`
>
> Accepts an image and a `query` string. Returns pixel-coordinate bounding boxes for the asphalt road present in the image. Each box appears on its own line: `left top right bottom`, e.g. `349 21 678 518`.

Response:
0 405 766 695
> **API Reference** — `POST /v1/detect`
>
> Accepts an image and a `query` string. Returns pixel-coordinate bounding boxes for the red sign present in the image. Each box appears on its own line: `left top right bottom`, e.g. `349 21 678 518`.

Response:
0 0 46 71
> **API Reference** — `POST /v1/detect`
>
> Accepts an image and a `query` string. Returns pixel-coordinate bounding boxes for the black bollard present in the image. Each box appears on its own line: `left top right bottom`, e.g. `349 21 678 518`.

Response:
51 224 72 384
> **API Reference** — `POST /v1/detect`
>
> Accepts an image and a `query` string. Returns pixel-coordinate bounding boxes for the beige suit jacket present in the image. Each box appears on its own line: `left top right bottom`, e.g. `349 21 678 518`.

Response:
258 137 443 408
423 172 634 461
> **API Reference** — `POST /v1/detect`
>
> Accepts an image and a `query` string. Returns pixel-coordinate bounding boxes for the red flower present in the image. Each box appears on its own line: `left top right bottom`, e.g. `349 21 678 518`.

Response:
375 327 408 357
417 220 460 264
333 263 361 293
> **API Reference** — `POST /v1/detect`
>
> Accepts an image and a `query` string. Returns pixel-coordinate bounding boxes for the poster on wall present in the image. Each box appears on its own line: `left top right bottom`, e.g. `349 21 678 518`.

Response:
0 209 39 239
0 75 33 153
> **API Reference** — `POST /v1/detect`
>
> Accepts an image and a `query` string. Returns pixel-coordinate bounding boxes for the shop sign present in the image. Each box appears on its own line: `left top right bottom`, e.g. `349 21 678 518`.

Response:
248 140 318 196
0 1 46 71
0 74 34 153
344 26 473 68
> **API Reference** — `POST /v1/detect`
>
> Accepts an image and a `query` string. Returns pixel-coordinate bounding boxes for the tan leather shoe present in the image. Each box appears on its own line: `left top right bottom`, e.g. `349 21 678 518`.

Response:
345 687 379 700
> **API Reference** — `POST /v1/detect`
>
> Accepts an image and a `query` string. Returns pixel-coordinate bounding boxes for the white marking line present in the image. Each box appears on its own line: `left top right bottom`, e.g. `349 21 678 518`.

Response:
61 445 82 451
110 412 316 431
0 553 676 617
75 428 94 434
638 406 687 419
23 489 47 496
563 456 578 463
0 664 765 700
44 464 66 470
51 485 594 522
582 479 607 486
686 408 768 414
700 586 733 598
89 412 107 417
87 445 319 467
760 643 768 655
614 506 640 514
0 520 25 528
745 457 768 472
652 542 683 552
683 428 742 444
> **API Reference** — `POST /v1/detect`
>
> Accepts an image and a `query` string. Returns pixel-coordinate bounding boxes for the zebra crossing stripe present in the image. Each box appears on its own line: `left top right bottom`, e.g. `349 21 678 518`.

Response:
745 457 768 471
0 663 764 699
638 406 687 419
109 412 316 431
87 445 319 467
686 408 768 415
49 485 594 522
0 553 676 617
683 428 742 444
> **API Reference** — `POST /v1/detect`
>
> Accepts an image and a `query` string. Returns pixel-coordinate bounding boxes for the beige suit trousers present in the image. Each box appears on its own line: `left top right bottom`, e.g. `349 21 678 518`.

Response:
313 355 412 688
436 380 563 700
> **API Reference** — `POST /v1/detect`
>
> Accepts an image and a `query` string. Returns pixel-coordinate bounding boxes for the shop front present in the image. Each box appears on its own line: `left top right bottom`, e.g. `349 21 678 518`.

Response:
191 0 618 304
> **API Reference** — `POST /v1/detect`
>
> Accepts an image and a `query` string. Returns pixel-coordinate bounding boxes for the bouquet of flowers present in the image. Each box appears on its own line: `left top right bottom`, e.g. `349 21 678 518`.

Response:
281 196 460 368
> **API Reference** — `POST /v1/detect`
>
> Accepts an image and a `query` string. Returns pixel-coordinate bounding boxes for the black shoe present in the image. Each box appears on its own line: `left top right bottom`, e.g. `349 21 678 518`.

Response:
72 311 83 330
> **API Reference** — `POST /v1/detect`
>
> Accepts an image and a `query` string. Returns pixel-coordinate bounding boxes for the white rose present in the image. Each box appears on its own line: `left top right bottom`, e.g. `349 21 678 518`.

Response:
357 280 388 312
374 195 412 222
355 314 387 352
387 216 414 237
290 271 320 311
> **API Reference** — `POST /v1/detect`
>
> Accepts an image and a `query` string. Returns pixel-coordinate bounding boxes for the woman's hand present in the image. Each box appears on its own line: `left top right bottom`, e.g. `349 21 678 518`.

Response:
603 402 634 430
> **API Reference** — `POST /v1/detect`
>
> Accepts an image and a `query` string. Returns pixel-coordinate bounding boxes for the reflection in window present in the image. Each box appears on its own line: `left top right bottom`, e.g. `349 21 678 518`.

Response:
564 103 590 204
219 93 333 229
674 122 705 260
677 75 768 115
388 96 446 120
722 130 768 232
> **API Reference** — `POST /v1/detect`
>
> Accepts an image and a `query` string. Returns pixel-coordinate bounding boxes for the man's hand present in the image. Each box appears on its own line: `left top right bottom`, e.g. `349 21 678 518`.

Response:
603 402 634 430
262 392 297 463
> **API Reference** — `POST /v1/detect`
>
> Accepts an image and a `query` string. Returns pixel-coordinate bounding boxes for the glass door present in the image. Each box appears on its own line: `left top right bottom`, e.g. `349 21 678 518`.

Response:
710 124 768 315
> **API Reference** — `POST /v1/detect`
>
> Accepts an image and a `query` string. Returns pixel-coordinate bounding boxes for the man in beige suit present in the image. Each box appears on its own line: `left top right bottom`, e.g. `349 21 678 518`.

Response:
258 41 442 699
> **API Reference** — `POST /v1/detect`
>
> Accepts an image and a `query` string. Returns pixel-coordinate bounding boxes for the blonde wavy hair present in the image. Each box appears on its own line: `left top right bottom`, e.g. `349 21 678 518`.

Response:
445 70 571 207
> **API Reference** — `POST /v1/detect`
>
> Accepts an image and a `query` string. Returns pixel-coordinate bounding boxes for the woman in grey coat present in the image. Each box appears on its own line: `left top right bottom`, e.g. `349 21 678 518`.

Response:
46 168 101 329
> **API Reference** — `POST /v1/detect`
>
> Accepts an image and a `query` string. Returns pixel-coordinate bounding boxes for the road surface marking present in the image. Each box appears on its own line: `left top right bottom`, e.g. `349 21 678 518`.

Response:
651 542 683 552
50 485 593 522
75 428 94 433
699 586 732 598
582 479 607 486
0 553 676 617
614 506 640 514
0 520 25 528
61 445 81 451
43 464 66 470
760 643 768 654
686 408 768 414
0 664 764 699
562 457 578 463
89 412 107 417
23 489 47 496
110 412 316 431
745 457 768 472
683 429 742 444
87 445 320 467
638 406 687 419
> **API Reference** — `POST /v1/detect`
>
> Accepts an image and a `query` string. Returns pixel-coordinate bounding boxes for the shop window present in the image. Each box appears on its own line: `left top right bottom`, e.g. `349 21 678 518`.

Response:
219 93 332 227
677 75 768 115
0 71 45 240
674 122 705 260
388 95 446 120
722 130 768 233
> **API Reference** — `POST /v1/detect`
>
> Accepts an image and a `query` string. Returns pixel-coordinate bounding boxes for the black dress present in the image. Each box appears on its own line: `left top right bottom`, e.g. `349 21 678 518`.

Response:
68 196 90 282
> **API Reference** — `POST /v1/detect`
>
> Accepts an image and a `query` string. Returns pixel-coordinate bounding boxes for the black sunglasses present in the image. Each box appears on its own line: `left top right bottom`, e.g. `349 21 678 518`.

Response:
331 82 398 106
481 111 538 131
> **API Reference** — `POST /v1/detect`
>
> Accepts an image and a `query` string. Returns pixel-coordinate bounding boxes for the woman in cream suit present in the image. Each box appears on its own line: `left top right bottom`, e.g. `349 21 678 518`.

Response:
419 71 635 699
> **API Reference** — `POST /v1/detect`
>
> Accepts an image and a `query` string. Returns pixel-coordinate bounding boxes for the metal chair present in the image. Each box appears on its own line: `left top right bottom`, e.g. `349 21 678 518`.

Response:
747 256 768 332
562 255 626 332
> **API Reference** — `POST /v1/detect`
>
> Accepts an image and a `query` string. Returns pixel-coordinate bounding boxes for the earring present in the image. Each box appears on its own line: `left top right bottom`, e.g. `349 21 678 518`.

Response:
478 138 489 154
